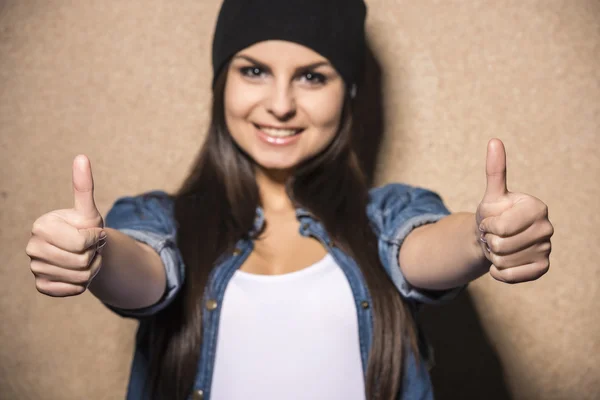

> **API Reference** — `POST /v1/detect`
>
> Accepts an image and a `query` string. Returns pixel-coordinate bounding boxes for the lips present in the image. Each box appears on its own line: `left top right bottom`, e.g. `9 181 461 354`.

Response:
253 123 304 146
253 123 304 138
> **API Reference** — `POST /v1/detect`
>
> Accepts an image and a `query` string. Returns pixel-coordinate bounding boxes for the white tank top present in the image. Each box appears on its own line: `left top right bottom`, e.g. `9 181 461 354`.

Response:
210 253 366 400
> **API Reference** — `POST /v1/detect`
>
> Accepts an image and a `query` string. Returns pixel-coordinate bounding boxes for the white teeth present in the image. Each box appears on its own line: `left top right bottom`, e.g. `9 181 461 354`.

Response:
259 127 300 137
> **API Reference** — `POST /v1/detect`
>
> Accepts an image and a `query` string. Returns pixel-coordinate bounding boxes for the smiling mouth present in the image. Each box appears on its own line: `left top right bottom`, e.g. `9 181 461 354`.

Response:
253 123 304 138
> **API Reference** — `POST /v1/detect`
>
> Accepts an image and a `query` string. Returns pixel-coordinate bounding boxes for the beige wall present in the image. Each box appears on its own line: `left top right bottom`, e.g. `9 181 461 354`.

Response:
1 1 598 399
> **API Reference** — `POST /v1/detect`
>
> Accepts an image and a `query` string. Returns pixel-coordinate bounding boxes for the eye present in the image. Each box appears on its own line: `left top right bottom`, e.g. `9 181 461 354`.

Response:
299 71 327 85
239 66 266 78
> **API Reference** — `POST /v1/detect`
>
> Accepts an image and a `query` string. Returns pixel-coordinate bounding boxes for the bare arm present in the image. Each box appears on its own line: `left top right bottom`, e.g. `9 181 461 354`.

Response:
88 227 166 310
399 139 553 290
399 212 489 290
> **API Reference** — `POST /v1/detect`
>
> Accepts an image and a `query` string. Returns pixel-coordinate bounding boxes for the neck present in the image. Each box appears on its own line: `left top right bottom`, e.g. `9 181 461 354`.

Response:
255 166 295 214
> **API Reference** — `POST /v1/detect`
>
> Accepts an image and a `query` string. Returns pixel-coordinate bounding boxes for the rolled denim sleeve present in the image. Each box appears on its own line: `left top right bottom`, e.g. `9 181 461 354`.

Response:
103 190 184 318
369 183 466 305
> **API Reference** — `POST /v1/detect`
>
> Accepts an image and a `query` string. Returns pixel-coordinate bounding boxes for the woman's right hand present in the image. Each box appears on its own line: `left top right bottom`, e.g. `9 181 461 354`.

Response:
26 155 106 297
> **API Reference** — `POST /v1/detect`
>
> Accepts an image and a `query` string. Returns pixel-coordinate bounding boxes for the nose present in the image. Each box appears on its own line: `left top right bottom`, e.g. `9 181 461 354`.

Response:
266 79 296 120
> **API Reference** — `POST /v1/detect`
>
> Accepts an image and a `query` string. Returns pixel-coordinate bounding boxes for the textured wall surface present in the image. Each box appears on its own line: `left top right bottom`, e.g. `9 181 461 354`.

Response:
1 1 598 399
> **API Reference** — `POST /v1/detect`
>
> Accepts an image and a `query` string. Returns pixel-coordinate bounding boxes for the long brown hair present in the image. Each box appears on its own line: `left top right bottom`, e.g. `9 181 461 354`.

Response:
146 64 420 399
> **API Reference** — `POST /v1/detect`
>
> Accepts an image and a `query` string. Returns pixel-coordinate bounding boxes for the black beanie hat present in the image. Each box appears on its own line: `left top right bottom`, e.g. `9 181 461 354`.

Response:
211 0 367 92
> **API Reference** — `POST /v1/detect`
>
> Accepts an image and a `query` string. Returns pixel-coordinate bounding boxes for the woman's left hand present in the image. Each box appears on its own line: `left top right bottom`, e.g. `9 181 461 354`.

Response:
476 139 554 284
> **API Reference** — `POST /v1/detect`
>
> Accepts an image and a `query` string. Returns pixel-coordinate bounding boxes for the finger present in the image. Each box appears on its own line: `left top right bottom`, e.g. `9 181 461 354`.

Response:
26 234 103 269
30 259 95 285
485 241 551 269
479 200 545 237
489 261 550 284
484 138 508 200
35 278 87 297
31 214 104 253
73 155 99 218
483 222 553 255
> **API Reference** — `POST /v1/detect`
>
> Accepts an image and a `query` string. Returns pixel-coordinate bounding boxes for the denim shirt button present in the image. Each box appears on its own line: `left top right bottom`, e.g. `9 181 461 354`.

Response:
360 300 370 309
205 299 218 311
328 240 335 248
232 248 241 256
192 389 204 399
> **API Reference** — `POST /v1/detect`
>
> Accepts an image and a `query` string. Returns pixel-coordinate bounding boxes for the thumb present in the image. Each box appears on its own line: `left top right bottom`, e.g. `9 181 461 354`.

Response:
72 155 100 218
484 138 508 200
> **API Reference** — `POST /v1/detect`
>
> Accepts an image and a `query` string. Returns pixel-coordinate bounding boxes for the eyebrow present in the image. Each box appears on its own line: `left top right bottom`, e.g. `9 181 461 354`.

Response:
233 54 331 72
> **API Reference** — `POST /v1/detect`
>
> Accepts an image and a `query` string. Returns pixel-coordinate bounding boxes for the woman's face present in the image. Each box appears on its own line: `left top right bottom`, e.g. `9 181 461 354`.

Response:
224 40 346 172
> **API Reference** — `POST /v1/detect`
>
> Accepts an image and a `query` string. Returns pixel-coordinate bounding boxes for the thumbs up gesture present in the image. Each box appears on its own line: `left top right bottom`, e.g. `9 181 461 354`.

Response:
476 139 554 284
26 155 106 296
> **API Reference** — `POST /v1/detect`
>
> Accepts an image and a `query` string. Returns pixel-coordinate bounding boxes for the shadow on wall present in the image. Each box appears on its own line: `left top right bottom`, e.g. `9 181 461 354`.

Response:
419 292 512 400
358 38 512 400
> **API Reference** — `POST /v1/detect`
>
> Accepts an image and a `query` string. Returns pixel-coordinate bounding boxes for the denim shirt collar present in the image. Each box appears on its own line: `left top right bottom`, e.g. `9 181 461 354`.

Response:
248 206 315 237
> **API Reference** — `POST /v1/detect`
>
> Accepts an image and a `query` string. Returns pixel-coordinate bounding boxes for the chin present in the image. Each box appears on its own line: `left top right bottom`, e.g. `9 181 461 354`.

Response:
253 157 299 171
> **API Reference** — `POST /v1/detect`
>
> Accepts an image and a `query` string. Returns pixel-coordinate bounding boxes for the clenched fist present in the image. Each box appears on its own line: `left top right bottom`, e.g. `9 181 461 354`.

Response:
26 155 106 296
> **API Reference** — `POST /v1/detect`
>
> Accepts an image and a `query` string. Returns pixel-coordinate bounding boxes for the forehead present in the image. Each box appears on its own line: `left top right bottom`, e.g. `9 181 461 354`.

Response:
234 40 331 66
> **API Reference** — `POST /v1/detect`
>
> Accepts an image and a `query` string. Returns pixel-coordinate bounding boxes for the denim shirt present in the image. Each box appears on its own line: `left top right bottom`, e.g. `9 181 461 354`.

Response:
104 183 465 400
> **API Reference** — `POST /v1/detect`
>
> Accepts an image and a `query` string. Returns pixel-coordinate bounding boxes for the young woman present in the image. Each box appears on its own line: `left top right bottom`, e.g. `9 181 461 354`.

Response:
25 0 554 399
